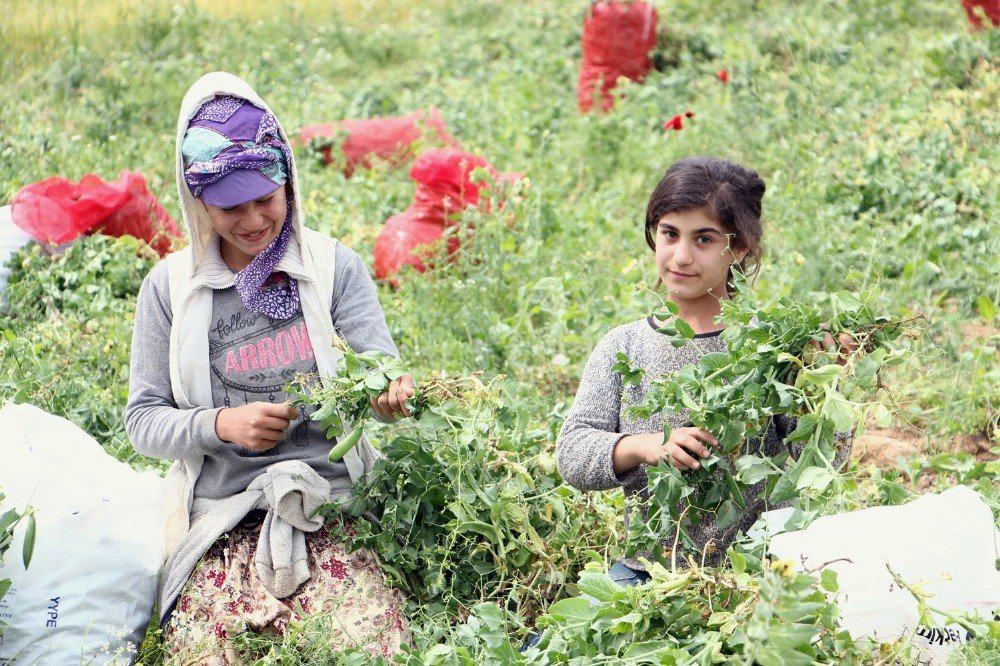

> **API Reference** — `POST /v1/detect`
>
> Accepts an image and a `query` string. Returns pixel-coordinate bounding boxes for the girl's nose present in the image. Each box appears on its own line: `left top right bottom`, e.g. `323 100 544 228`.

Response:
674 242 694 264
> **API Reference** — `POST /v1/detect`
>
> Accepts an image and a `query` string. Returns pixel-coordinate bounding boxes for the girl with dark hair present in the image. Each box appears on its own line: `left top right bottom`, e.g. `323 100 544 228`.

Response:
555 156 852 586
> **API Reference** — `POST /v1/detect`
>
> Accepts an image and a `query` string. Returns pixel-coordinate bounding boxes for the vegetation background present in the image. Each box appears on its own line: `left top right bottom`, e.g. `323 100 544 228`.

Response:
0 0 997 663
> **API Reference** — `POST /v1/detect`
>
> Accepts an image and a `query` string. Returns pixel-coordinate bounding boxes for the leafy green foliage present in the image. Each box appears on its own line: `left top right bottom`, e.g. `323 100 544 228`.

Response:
628 283 907 561
370 559 860 665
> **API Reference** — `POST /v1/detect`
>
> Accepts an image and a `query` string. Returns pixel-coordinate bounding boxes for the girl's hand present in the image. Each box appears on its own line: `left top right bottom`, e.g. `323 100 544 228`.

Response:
613 427 719 474
370 373 415 420
812 325 857 366
216 401 299 451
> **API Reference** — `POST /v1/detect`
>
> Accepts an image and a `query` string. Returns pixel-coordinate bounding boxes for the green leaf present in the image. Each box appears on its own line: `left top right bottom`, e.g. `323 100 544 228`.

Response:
820 569 839 593
977 295 997 322
728 549 747 574
674 318 696 339
799 364 842 385
655 301 680 318
577 572 622 603
22 513 35 569
735 455 777 485
755 644 815 666
874 403 893 428
546 597 597 625
766 622 820 650
699 352 731 373
821 390 855 432
716 499 740 529
795 466 835 493
623 640 678 661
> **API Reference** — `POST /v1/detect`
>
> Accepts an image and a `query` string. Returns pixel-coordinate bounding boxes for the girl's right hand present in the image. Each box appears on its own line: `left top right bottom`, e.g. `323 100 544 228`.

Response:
613 427 719 474
215 402 299 451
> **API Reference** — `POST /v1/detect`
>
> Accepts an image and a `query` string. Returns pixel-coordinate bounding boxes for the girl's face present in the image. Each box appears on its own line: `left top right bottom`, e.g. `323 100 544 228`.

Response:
205 185 287 270
654 207 747 307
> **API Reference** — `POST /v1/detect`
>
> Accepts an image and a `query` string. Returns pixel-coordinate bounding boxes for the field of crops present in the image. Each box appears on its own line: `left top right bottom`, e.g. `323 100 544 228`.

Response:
1 0 998 664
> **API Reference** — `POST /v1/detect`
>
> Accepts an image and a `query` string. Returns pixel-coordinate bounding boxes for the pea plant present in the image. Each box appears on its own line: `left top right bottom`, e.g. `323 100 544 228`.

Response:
627 281 909 563
288 335 489 461
287 340 596 614
0 491 35 637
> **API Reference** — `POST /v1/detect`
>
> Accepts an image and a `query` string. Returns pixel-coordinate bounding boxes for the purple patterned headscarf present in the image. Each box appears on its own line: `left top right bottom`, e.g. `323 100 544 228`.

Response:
182 96 300 320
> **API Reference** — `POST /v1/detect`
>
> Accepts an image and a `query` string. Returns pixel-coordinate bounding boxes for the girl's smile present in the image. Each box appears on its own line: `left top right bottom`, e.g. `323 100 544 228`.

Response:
204 185 288 270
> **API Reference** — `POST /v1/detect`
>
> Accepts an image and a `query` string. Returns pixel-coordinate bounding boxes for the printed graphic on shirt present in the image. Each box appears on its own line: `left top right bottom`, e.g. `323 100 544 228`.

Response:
209 277 319 449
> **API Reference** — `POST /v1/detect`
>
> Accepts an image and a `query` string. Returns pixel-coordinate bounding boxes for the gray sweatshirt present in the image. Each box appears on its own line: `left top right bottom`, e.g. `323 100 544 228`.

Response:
556 317 851 570
125 243 397 500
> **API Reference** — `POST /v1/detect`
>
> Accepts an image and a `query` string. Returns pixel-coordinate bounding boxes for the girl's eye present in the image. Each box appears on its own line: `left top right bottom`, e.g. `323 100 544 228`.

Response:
221 206 237 213
697 236 712 244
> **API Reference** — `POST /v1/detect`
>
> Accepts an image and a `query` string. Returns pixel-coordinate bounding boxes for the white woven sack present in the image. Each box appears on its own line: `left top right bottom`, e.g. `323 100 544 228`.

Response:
768 485 1000 664
0 402 165 665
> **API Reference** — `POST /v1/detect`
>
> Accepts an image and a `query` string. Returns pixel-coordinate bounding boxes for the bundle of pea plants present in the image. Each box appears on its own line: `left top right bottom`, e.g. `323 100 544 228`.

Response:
625 280 907 565
288 338 592 617
346 557 868 665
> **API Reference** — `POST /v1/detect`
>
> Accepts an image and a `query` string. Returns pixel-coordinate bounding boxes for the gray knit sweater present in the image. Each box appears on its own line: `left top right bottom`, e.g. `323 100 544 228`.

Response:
556 317 851 570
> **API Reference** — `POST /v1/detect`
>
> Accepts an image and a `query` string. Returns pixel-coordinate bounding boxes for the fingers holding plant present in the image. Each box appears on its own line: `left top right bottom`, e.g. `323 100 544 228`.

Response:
216 401 299 451
663 427 718 470
811 323 859 366
371 373 416 420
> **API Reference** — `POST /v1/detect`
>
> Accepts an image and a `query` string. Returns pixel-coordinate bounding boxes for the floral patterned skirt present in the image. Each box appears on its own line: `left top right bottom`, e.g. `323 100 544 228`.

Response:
163 515 410 664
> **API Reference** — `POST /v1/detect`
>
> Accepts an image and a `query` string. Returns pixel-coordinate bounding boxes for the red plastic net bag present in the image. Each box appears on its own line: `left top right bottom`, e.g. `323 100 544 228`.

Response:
297 109 455 176
372 212 458 282
577 1 658 113
408 148 502 225
11 170 180 256
962 0 1000 28
372 148 525 282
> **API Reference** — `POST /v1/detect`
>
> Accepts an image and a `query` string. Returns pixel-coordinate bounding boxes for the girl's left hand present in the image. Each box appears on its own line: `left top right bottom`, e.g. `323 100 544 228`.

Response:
813 326 857 366
371 373 415 419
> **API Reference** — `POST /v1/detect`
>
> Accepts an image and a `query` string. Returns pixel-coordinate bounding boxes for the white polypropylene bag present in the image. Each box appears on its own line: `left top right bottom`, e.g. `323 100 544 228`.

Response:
0 205 34 313
0 402 165 665
767 485 1000 664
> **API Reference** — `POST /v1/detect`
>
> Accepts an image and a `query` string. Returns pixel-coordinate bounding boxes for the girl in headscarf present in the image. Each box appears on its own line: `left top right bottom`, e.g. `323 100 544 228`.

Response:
126 72 410 662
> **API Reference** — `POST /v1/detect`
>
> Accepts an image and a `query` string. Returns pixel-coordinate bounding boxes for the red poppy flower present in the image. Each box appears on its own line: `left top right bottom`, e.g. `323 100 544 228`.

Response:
684 110 696 118
663 115 684 130
717 69 729 83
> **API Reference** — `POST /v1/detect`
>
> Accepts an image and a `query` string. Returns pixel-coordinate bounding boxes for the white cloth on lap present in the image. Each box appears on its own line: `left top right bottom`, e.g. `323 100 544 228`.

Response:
158 460 331 618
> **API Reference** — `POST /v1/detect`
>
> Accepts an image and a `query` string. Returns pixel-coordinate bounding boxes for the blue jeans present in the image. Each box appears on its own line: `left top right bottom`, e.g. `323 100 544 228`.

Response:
520 561 650 651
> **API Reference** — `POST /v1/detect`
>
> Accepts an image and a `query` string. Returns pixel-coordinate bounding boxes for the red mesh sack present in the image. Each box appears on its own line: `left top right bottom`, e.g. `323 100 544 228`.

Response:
11 170 180 255
297 109 454 176
408 148 501 225
577 1 658 113
372 212 459 282
962 0 1000 28
373 148 524 282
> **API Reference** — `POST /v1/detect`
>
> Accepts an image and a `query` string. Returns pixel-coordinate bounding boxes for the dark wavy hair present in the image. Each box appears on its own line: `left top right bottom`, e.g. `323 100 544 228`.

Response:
644 156 765 283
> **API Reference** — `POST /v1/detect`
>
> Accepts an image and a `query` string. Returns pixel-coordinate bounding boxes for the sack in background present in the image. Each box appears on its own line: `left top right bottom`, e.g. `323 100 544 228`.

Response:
10 170 180 256
297 109 455 176
372 148 521 282
962 0 1000 29
577 1 658 113
0 402 166 665
768 485 1000 664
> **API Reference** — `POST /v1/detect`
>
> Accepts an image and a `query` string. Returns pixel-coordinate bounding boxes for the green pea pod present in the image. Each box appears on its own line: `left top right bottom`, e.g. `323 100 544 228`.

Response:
328 424 364 462
724 468 746 509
